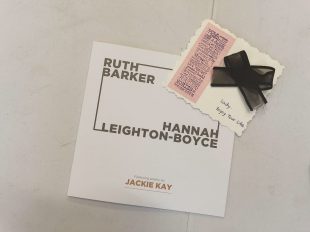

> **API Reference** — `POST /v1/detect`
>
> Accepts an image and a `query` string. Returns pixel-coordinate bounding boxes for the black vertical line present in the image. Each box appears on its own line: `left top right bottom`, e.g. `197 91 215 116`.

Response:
93 69 104 130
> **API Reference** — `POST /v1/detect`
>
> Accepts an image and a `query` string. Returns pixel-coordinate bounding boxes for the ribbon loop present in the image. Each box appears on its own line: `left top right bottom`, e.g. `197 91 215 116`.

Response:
211 50 275 111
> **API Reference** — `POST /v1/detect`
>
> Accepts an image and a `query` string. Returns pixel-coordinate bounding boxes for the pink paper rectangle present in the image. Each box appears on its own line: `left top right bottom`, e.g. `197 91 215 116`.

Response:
168 22 235 102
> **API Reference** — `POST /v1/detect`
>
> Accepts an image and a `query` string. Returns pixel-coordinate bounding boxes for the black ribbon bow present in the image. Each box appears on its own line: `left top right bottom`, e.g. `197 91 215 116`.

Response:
211 50 275 111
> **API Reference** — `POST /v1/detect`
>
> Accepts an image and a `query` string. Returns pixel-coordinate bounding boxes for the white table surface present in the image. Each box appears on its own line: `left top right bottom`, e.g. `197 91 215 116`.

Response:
0 0 309 231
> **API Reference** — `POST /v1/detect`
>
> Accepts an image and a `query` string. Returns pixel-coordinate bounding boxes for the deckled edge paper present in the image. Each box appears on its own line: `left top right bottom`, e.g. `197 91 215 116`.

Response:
165 20 284 135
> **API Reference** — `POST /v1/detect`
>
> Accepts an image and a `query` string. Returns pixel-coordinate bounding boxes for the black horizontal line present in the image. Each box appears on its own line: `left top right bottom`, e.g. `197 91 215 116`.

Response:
138 63 173 71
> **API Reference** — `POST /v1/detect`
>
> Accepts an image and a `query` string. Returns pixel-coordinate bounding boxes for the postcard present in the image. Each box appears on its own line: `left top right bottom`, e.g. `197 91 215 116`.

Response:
166 20 284 135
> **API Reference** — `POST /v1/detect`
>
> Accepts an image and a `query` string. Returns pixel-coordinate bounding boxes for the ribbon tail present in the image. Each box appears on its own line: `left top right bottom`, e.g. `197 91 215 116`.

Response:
238 85 268 111
257 88 267 104
238 85 254 111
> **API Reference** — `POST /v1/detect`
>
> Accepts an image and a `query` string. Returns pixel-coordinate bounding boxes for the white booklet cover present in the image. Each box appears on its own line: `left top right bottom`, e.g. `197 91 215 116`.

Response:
68 42 235 217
